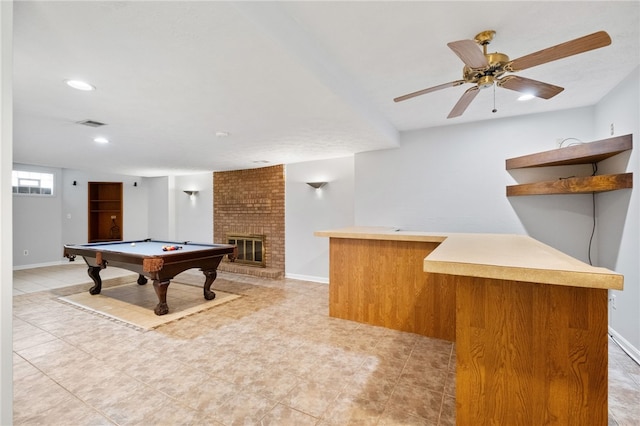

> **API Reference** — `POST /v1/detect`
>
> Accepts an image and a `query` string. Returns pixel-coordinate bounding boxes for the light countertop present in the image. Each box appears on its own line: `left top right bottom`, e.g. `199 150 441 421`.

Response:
314 226 623 290
314 226 448 243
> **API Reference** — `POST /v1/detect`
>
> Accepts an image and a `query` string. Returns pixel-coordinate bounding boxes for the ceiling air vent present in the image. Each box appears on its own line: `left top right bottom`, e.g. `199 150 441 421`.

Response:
76 119 106 128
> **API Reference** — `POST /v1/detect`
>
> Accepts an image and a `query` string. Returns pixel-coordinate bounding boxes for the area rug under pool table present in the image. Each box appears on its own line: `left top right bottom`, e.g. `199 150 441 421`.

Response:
58 280 241 330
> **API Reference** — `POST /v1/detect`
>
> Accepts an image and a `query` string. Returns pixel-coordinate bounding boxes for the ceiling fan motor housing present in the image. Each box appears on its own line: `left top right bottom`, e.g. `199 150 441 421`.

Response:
462 52 510 87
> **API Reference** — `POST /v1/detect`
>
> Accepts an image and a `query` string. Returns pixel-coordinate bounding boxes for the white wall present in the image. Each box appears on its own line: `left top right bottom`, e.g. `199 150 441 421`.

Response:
12 166 148 268
285 156 355 282
12 170 208 268
146 176 171 240
175 172 213 244
0 1 12 423
61 169 148 244
594 67 639 355
355 107 597 261
12 164 62 267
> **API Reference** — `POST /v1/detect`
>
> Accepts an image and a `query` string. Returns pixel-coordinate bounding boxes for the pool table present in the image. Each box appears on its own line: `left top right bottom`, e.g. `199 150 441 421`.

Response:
63 239 237 315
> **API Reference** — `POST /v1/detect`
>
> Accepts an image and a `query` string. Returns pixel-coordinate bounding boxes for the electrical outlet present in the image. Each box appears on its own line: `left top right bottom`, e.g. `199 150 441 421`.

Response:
23 249 29 256
610 123 615 136
611 294 617 310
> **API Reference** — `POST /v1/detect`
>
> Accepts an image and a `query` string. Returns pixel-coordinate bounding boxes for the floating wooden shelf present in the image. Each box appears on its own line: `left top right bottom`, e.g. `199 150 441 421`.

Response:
507 173 633 196
506 134 633 196
506 134 632 169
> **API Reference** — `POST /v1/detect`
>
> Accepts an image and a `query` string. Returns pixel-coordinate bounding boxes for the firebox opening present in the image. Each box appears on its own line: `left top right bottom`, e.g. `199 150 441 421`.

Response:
228 234 266 268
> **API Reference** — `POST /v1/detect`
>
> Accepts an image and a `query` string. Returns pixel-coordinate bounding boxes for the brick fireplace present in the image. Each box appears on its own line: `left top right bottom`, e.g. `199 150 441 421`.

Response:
213 165 284 278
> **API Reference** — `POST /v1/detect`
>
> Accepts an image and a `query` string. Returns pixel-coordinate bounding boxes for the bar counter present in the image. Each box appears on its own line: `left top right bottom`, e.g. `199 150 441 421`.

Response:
315 226 623 425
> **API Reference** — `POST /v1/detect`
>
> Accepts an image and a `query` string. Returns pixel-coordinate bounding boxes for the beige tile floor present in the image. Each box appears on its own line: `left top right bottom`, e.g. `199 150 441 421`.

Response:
12 263 640 425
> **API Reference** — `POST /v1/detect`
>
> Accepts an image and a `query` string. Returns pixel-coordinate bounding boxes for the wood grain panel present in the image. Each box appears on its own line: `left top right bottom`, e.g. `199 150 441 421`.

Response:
456 277 608 425
506 173 633 196
506 134 632 169
328 237 455 341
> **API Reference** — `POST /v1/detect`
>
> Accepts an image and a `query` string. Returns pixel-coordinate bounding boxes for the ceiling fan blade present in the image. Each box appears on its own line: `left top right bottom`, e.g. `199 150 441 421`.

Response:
507 31 611 72
447 40 489 69
394 80 466 102
447 86 480 118
498 75 564 99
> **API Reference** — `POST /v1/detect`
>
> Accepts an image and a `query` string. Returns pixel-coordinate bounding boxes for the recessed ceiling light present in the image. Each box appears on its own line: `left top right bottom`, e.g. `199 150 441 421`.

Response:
215 131 230 137
65 79 96 91
93 137 109 144
518 94 535 101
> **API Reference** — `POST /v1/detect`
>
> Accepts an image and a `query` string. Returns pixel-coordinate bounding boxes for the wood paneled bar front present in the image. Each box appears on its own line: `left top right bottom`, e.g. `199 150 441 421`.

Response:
314 227 623 425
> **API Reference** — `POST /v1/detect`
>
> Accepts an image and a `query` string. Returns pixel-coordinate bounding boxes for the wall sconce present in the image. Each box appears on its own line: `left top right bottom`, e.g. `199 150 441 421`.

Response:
306 182 327 189
184 190 198 200
72 181 77 186
133 182 137 187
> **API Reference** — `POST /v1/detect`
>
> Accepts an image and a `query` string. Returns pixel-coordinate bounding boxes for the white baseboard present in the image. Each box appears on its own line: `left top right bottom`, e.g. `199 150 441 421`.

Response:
13 260 69 271
609 326 640 365
284 273 328 284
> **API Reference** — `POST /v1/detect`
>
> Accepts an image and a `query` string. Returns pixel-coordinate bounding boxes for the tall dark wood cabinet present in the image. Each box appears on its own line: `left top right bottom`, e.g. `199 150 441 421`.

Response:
88 182 123 243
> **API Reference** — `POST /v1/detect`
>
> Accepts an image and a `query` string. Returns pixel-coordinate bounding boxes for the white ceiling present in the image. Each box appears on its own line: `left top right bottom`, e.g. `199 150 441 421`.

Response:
13 1 639 177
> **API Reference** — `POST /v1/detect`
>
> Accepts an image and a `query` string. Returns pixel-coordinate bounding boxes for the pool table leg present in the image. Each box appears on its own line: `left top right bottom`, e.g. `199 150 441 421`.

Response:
203 270 217 300
87 266 103 295
152 280 170 315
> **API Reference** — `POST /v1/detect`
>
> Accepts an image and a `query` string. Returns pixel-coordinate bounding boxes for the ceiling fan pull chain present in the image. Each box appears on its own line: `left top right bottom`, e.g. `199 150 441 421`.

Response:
492 84 497 113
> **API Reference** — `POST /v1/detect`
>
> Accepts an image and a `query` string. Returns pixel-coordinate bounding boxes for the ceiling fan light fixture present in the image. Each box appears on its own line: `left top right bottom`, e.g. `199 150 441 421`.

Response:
478 75 494 89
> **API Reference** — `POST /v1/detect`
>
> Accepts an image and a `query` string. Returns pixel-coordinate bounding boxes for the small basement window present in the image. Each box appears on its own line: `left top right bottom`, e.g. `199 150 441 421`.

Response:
12 170 55 196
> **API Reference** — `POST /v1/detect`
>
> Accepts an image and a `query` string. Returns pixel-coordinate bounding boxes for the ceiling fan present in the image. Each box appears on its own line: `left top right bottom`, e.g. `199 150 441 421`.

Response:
394 30 611 118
